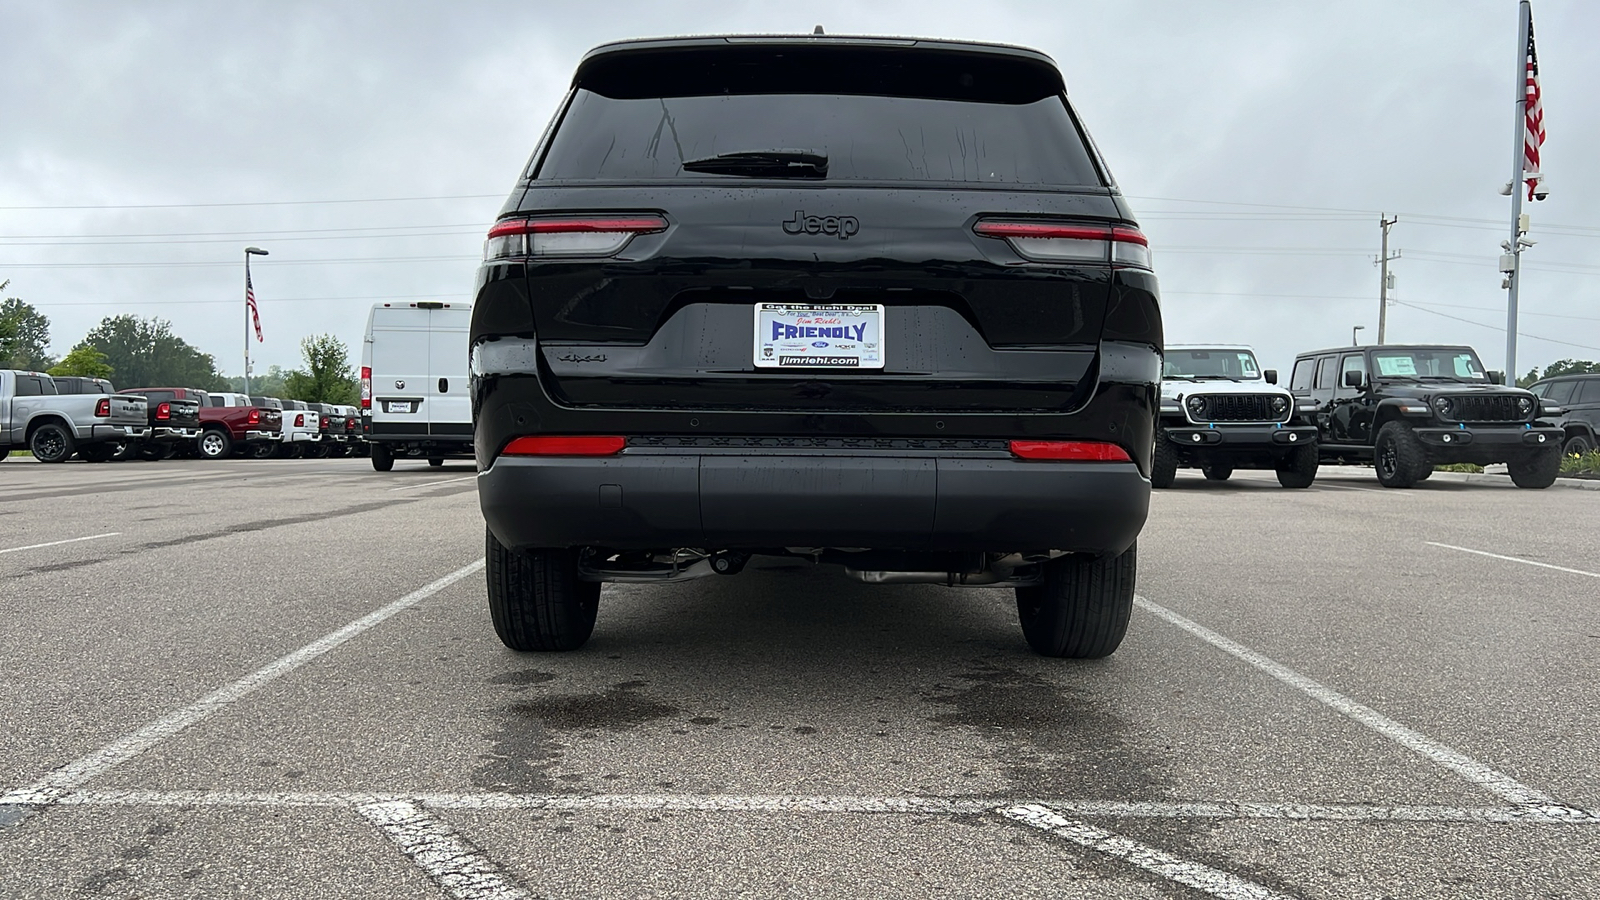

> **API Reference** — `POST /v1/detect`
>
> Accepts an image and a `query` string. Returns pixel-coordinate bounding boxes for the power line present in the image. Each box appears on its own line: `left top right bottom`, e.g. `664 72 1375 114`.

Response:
1389 300 1600 353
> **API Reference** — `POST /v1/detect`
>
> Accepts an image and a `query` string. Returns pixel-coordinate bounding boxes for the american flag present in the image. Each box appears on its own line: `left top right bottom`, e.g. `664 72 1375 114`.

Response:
1522 12 1546 201
246 269 264 342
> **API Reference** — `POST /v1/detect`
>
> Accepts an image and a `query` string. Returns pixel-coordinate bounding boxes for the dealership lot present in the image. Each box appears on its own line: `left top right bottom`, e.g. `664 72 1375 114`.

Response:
1 458 1597 899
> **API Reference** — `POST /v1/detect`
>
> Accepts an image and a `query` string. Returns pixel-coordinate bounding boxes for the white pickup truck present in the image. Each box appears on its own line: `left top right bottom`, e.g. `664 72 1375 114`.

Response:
0 369 150 463
249 396 321 459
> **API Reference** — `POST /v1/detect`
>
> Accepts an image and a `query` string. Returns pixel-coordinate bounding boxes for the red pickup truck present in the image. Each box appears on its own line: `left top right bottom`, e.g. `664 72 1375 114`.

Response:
129 389 281 459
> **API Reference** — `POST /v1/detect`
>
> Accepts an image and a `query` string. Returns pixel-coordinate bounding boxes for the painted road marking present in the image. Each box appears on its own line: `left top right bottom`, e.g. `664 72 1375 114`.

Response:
1136 595 1559 808
1000 804 1294 900
387 476 476 492
360 801 530 900
0 532 120 555
34 790 1600 823
1425 541 1600 579
0 560 484 811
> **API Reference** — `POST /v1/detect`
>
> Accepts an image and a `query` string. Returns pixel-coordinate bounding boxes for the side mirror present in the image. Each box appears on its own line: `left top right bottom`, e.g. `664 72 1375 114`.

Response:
1342 369 1365 389
1263 369 1278 385
1487 370 1505 385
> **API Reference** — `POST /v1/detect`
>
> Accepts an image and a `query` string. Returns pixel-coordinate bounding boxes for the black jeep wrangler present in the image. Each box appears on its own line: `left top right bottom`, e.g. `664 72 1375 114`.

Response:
1290 344 1563 488
470 35 1161 657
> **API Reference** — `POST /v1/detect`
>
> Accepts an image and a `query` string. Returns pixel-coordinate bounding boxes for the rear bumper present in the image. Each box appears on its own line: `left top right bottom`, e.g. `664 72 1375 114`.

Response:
151 426 200 442
285 431 320 443
242 429 280 444
479 449 1149 555
85 424 150 442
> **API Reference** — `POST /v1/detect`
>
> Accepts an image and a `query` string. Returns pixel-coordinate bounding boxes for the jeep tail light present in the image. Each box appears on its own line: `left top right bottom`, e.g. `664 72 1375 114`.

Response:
973 221 1152 269
94 398 110 417
1008 440 1132 462
360 366 372 410
155 402 171 420
502 435 626 457
485 215 668 261
247 408 260 425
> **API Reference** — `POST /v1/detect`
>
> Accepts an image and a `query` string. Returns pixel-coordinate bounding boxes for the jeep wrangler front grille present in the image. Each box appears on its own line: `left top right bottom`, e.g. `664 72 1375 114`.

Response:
1446 395 1526 423
1189 394 1288 423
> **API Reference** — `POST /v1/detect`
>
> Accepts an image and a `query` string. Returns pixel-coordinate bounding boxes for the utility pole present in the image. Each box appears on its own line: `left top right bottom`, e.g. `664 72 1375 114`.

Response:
1375 215 1399 345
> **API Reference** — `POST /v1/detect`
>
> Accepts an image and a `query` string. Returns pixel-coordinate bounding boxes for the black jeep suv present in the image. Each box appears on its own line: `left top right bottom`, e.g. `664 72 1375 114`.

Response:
471 35 1161 657
1290 344 1563 488
1527 374 1600 457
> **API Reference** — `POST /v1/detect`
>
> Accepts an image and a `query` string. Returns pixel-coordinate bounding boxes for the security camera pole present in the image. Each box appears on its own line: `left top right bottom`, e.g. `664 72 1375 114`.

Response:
1502 0 1545 385
244 247 269 394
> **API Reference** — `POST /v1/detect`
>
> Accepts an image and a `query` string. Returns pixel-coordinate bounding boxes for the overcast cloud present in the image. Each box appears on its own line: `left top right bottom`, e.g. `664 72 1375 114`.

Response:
3 0 1596 379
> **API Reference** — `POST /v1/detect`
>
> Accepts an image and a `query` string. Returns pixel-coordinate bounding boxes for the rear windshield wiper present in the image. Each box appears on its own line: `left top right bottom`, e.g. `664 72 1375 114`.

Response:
681 150 828 179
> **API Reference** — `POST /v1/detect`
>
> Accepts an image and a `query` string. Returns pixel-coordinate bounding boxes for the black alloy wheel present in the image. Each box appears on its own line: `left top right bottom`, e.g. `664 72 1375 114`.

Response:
1564 433 1594 457
1374 422 1426 488
29 423 75 463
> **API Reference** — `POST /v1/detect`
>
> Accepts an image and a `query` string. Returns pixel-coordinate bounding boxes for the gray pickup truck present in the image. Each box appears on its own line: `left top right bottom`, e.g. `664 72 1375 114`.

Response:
0 370 150 463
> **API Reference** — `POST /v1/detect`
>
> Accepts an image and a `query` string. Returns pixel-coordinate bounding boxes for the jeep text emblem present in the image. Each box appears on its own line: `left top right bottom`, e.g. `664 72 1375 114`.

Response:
782 210 859 240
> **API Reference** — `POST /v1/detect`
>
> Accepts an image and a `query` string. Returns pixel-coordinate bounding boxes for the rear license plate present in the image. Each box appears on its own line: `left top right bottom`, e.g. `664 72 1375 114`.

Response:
384 401 414 414
754 303 884 369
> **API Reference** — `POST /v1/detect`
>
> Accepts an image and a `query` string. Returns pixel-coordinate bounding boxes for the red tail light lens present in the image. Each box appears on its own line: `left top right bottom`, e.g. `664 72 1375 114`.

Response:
360 366 372 410
485 215 668 261
974 221 1151 269
247 408 260 425
1008 440 1132 462
156 402 171 420
94 398 110 417
502 435 626 457
295 414 305 427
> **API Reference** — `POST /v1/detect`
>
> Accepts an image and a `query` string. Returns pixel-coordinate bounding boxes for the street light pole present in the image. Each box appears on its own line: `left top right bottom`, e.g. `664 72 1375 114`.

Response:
1376 216 1399 345
1352 325 1365 346
1503 0 1533 385
244 247 268 395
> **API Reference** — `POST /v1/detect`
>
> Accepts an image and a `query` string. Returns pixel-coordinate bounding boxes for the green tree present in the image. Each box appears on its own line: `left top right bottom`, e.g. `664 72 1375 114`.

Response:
228 365 288 397
0 286 56 371
47 344 114 379
283 334 358 404
80 315 227 390
1543 359 1600 378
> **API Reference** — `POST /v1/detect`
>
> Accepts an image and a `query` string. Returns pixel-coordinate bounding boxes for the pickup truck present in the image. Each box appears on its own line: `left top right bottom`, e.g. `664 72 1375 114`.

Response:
189 390 283 459
305 402 350 457
113 386 204 461
250 397 320 459
1 369 150 463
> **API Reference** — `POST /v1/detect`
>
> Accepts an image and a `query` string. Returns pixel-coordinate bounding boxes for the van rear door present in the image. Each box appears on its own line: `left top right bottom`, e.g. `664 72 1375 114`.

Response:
369 307 430 430
426 306 473 431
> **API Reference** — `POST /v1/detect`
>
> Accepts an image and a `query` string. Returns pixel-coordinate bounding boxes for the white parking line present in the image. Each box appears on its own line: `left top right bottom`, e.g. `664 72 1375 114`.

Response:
1425 542 1600 579
0 532 120 555
1312 481 1412 496
0 560 484 809
386 476 476 492
1135 595 1558 808
1000 805 1294 900
360 801 530 900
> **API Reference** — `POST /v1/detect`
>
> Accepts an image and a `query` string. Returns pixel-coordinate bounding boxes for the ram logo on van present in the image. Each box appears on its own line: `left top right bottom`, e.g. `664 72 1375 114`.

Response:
782 211 859 240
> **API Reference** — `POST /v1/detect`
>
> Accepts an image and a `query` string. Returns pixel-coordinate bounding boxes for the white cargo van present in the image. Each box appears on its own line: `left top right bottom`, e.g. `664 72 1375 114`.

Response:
360 301 474 471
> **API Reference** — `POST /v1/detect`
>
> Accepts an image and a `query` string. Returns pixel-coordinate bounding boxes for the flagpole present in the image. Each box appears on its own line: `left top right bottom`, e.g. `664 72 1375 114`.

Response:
244 249 252 396
1503 0 1531 385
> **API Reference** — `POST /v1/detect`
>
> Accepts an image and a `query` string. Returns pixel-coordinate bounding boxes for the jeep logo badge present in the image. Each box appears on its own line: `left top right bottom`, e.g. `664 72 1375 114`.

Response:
782 210 859 240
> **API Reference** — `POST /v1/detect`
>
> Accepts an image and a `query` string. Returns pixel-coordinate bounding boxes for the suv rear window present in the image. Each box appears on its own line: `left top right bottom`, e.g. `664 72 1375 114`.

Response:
536 46 1101 187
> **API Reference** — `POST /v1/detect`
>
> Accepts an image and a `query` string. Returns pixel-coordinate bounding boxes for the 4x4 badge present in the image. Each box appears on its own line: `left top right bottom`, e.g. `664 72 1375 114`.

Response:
783 210 859 240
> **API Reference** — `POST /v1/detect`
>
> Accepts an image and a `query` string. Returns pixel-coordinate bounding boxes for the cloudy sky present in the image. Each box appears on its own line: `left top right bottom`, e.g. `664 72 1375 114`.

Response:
3 0 1596 379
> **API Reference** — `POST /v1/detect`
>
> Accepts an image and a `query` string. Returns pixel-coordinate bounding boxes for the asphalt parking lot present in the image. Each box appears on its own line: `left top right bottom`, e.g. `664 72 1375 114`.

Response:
1 457 1597 899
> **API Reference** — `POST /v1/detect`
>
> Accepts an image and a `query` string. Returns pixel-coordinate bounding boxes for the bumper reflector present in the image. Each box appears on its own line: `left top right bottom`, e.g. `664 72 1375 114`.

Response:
503 435 626 457
1008 440 1132 461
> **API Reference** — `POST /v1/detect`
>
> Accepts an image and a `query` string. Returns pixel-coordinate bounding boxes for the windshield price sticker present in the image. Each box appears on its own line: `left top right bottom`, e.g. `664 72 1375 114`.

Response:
1377 357 1418 376
754 303 884 369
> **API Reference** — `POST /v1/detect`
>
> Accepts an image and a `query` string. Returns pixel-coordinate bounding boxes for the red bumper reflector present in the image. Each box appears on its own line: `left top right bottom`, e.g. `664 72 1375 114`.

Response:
503 435 626 457
1008 440 1132 462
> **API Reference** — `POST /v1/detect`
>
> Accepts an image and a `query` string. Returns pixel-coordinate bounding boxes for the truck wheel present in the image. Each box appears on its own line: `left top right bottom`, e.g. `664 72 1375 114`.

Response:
371 443 394 471
1508 447 1562 489
109 441 137 462
1276 444 1319 488
1565 434 1594 456
428 457 444 467
247 442 276 459
486 529 599 651
1374 422 1427 488
138 443 175 462
303 442 329 459
29 423 76 463
1014 543 1136 659
1151 436 1178 488
78 443 117 463
1200 462 1233 481
198 429 232 460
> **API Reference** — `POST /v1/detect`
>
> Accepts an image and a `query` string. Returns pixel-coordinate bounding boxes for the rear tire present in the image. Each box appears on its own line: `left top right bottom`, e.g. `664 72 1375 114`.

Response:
1564 433 1594 457
78 443 117 463
1374 421 1427 488
198 429 232 460
29 423 76 463
371 443 394 471
110 441 136 462
1200 462 1233 481
486 530 600 651
303 442 330 459
138 443 175 462
1508 447 1562 489
1014 543 1136 659
249 442 277 459
1275 444 1319 488
1150 436 1178 489
428 457 444 467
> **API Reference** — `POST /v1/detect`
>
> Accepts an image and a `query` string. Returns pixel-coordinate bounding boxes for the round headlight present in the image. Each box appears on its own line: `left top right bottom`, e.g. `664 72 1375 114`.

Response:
1271 396 1289 415
1186 395 1207 417
1433 396 1453 416
1518 396 1534 416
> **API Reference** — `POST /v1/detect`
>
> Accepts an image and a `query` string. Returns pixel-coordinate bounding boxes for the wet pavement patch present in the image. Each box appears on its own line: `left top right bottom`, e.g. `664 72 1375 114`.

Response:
474 681 681 792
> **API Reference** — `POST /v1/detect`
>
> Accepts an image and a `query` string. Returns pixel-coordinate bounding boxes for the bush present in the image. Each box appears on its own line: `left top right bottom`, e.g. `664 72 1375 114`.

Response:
1561 450 1600 476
